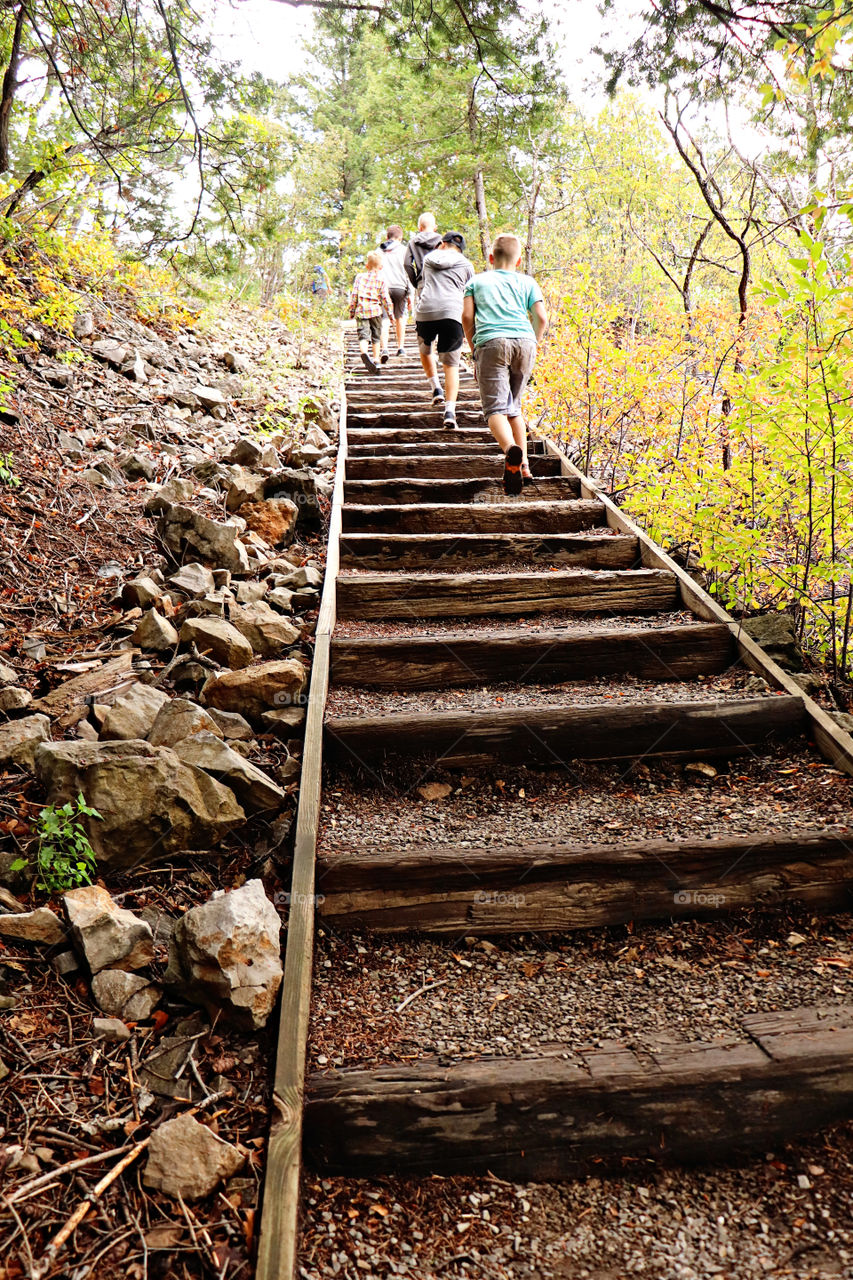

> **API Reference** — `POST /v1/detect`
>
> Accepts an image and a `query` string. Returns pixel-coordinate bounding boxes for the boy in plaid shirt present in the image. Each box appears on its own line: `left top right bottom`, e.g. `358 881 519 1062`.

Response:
349 250 394 374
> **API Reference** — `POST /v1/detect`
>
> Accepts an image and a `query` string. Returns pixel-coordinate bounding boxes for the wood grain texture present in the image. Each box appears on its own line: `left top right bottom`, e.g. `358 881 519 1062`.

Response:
348 427 492 446
343 476 578 505
341 499 609 536
345 454 561 480
315 830 853 932
325 694 804 767
348 441 546 457
347 411 485 430
330 621 731 687
304 1005 853 1177
338 531 639 572
335 566 677 618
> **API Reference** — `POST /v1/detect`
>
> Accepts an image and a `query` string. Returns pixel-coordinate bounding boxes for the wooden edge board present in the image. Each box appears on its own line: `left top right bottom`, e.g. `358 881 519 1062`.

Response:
315 829 853 932
255 380 347 1280
541 438 853 777
303 1004 853 1178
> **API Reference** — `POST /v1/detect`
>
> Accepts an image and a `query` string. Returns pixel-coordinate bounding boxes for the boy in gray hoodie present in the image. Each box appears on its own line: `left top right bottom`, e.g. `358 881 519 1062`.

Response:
415 231 474 428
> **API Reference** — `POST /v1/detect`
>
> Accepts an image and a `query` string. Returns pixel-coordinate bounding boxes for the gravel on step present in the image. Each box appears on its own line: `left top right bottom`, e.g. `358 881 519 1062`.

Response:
333 609 698 639
318 742 853 853
325 668 766 716
299 1119 853 1278
309 909 853 1070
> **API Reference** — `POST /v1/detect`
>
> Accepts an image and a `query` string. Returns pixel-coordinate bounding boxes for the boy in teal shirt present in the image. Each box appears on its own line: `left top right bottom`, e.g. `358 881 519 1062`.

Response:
461 233 548 494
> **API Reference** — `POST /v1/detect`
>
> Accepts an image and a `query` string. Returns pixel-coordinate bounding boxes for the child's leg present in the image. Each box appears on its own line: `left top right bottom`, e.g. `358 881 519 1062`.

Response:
487 412 514 453
395 315 406 350
509 415 528 465
380 316 390 354
443 364 459 409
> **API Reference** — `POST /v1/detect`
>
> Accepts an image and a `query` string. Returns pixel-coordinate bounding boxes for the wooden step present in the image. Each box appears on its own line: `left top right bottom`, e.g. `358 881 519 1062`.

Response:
304 1005 853 1178
330 620 731 686
348 427 492 445
335 566 677 617
347 411 485 430
346 389 482 404
343 476 579 505
341 499 608 535
316 829 853 933
338 531 638 572
325 694 803 767
345 454 561 480
347 441 546 457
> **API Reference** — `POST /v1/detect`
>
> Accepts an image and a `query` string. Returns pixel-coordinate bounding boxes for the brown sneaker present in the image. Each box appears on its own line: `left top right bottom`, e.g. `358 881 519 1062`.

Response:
503 445 523 496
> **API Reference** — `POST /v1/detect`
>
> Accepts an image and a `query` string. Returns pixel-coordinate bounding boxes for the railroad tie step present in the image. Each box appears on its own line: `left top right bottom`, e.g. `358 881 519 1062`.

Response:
343 476 579 505
345 454 561 480
329 621 733 687
303 1004 853 1178
334 566 677 617
341 499 610 536
338 531 640 572
324 693 805 768
316 830 853 933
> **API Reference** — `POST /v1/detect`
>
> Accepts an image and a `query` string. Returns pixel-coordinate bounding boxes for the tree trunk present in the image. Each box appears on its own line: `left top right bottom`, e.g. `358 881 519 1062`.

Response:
467 84 490 262
0 2 27 174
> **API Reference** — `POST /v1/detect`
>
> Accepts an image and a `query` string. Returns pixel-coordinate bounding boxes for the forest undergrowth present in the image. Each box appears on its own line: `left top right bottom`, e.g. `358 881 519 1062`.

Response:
532 241 853 697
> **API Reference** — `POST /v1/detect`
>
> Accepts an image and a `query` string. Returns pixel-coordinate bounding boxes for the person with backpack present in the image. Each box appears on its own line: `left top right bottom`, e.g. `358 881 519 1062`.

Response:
404 212 442 297
349 250 394 374
415 231 474 429
378 225 410 359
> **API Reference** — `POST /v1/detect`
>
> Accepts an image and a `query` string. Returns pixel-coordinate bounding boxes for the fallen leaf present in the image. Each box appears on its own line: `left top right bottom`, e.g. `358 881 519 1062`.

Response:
417 782 452 802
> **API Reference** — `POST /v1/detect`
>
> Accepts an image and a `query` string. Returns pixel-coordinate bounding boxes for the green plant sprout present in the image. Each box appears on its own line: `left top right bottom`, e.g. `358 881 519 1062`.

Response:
0 452 21 488
10 794 101 893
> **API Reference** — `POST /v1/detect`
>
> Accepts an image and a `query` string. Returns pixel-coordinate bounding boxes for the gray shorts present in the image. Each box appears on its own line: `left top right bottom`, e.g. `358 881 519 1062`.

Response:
474 337 537 417
357 315 382 344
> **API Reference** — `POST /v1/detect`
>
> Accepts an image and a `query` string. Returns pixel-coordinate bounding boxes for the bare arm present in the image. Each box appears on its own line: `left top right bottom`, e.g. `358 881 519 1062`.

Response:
530 299 548 344
461 295 476 351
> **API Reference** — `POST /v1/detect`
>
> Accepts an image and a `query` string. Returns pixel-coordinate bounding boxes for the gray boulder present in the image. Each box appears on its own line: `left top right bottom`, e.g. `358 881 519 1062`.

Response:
64 885 154 974
195 385 227 411
100 682 169 740
229 602 300 657
206 708 255 742
35 740 244 870
180 618 254 669
0 687 33 714
173 733 285 811
156 503 250 573
0 908 66 946
201 659 307 719
0 714 50 770
168 562 215 597
164 879 282 1028
91 969 162 1020
0 662 20 686
144 477 195 515
143 1113 244 1200
224 465 266 512
123 575 164 609
741 613 803 670
132 609 179 652
266 587 295 614
227 437 279 469
148 698 224 748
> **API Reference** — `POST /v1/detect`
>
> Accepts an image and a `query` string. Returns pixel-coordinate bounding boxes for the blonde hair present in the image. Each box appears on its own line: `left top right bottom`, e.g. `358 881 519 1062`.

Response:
366 250 383 270
491 233 522 268
418 212 436 231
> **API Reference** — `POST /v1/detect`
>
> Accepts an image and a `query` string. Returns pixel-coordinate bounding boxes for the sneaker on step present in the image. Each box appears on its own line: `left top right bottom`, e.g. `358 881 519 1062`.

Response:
380 349 390 364
503 445 524 496
443 410 457 430
396 347 405 357
360 352 379 374
431 387 444 406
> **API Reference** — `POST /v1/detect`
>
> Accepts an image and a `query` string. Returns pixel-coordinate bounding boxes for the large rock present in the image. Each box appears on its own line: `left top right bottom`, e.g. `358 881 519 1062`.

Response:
35 740 244 870
63 885 154 974
123 575 164 609
168 563 215 598
0 714 50 770
229 602 300 657
0 687 33 714
148 698 224 748
180 617 254 669
0 908 66 946
265 466 328 524
164 879 282 1029
0 662 20 686
227 437 279 469
741 613 803 670
236 497 298 548
91 969 162 1020
201 659 307 719
100 682 169 741
195 385 227 412
173 733 285 811
271 564 323 591
224 465 266 512
132 609 179 652
156 503 250 573
144 477 195 516
143 1113 244 1200
206 708 255 741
